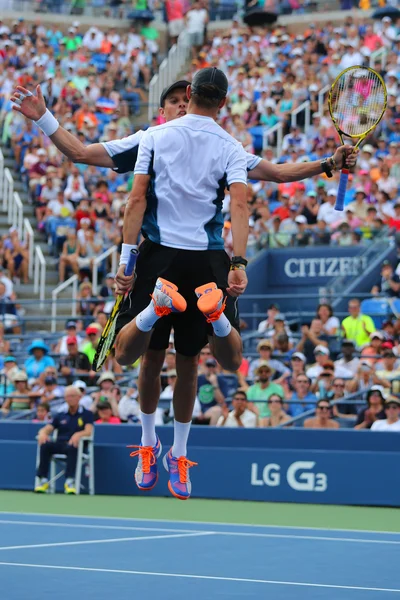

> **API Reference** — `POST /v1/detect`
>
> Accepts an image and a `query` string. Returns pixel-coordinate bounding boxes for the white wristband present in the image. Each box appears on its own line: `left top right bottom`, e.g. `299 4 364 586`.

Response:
119 243 138 266
35 109 59 137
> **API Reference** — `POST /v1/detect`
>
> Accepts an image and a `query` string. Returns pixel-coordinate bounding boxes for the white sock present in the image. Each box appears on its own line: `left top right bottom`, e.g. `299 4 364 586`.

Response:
211 312 232 337
172 419 191 458
140 410 157 447
136 300 159 332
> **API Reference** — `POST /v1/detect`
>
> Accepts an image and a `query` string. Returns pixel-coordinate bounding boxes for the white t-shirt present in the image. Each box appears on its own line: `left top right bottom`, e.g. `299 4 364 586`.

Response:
134 114 248 250
322 316 340 334
103 129 261 176
48 199 74 217
371 419 400 432
217 408 257 428
186 8 208 34
318 202 343 225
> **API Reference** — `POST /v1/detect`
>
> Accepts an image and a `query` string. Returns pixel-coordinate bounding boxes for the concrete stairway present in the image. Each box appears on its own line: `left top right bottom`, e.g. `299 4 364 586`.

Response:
1 147 74 331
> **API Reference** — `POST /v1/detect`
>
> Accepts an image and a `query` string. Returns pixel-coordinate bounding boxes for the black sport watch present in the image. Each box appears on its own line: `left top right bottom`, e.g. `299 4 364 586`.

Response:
230 256 248 270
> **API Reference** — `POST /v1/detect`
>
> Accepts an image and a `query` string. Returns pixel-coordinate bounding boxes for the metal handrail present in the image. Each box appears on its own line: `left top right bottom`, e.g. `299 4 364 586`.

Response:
92 244 118 294
0 148 4 200
291 100 311 133
3 167 13 214
370 46 387 70
51 275 78 333
33 245 46 307
262 121 283 157
23 218 35 279
148 30 191 121
13 192 23 239
318 84 330 117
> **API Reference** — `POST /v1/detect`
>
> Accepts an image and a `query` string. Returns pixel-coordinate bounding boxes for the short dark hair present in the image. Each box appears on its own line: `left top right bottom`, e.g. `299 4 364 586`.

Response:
233 390 247 401
191 86 222 109
317 399 331 408
38 402 50 412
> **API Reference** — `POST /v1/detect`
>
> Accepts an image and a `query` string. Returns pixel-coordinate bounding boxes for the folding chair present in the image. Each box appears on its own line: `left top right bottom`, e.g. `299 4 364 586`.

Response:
35 431 95 495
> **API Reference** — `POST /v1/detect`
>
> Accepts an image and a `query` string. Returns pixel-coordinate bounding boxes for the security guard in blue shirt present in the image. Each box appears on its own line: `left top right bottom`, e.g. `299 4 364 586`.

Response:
35 385 94 494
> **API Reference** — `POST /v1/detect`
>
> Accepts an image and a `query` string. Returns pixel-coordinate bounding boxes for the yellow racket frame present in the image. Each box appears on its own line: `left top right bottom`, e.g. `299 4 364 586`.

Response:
328 65 387 148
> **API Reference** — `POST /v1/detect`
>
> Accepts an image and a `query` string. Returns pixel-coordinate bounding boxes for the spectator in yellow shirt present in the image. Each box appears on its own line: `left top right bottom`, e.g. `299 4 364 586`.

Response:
341 299 376 348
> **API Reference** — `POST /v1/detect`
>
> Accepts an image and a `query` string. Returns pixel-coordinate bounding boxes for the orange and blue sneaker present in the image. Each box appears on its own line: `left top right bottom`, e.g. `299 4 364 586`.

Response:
151 278 187 316
128 436 162 491
163 450 198 500
195 282 226 323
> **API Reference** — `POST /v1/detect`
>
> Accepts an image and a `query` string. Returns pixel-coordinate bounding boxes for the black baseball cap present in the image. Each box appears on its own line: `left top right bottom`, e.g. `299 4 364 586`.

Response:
160 80 190 107
191 67 228 100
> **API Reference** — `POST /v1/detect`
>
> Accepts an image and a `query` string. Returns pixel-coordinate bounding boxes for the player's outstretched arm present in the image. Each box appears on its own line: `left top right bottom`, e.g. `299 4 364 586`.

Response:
228 182 248 298
11 85 114 168
248 145 358 183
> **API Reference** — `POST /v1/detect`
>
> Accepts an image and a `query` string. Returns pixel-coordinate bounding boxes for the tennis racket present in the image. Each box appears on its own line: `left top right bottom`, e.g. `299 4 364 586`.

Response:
92 249 138 372
328 65 387 211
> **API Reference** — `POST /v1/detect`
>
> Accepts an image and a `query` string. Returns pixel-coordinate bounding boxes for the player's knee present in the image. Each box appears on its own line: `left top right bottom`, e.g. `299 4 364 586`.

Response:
218 353 242 372
114 337 132 366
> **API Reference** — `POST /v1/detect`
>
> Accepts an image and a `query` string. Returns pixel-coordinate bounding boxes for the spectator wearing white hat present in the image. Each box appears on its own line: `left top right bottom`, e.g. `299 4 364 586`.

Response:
248 339 290 382
294 215 311 246
306 345 331 380
346 188 369 220
340 40 363 69
317 189 342 225
371 396 400 432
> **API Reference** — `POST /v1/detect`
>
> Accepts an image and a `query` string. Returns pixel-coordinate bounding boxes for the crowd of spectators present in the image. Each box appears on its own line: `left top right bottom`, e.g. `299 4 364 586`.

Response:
1 288 400 433
0 8 400 434
1 17 162 281
181 13 400 257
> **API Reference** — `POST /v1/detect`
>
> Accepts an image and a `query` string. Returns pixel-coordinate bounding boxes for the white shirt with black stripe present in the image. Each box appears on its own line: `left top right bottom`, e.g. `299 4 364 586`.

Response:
133 114 248 251
102 129 261 174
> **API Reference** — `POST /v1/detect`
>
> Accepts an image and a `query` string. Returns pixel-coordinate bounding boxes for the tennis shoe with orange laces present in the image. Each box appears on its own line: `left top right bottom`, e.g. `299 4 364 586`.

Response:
151 278 187 317
195 283 226 323
163 449 198 500
128 436 162 491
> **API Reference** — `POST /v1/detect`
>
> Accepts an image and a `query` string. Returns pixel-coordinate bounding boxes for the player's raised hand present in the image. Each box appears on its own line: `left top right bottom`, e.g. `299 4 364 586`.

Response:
227 268 248 297
11 84 46 121
333 145 359 170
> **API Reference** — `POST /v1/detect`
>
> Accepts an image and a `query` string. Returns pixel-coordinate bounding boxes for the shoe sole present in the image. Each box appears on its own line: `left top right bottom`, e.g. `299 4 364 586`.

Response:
163 454 190 501
197 289 223 315
135 440 162 492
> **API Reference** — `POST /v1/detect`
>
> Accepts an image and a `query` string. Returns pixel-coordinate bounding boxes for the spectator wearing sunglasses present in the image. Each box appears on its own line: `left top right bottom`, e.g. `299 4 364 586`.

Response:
371 396 400 432
262 393 290 428
304 400 339 429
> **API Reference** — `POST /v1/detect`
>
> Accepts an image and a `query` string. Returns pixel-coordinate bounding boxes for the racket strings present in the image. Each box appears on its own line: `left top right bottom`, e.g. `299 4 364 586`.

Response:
331 67 386 137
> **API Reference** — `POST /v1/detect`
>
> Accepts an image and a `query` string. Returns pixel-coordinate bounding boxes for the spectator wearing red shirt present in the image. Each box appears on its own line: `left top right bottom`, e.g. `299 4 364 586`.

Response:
272 193 291 221
166 0 185 45
95 401 121 424
389 203 400 232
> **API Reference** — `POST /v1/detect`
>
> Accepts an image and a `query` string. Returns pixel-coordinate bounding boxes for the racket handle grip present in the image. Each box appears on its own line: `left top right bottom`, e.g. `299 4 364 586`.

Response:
124 249 139 276
335 168 349 211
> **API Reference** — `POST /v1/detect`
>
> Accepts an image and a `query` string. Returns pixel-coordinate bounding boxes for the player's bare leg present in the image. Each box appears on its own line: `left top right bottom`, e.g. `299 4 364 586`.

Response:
163 352 198 500
115 277 187 366
196 283 242 371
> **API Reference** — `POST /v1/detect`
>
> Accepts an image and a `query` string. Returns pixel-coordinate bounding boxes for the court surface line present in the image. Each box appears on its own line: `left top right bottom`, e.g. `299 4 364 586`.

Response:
0 531 215 551
0 519 199 534
217 532 400 545
0 519 398 545
1 510 399 536
0 562 399 593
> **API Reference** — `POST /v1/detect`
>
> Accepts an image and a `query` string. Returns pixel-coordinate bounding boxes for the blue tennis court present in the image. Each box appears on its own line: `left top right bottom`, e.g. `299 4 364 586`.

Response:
0 512 399 599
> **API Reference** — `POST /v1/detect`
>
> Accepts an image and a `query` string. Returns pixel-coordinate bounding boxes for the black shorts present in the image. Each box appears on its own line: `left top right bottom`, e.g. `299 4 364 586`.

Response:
116 239 240 356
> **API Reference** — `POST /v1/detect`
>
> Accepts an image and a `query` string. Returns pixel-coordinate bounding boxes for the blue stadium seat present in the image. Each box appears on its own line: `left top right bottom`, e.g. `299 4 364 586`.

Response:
360 299 391 328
